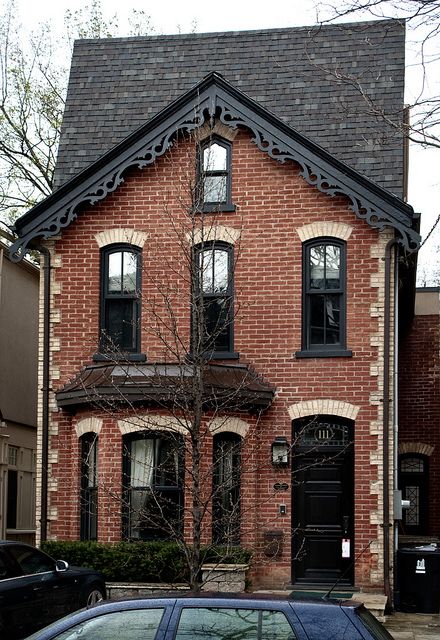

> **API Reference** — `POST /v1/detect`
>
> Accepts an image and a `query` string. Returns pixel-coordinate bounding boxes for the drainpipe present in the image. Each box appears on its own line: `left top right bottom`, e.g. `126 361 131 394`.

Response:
383 238 398 603
38 245 51 543
393 245 400 606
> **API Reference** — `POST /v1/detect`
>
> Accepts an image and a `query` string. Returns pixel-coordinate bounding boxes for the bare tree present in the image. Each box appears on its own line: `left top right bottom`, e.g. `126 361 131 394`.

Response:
0 0 153 223
315 1 440 148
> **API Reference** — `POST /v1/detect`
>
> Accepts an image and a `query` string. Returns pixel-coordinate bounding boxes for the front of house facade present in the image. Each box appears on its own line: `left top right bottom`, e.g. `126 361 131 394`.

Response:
11 22 419 594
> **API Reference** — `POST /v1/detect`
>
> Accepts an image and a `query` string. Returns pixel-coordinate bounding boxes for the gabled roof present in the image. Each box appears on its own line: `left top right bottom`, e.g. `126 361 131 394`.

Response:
11 72 419 259
54 20 407 196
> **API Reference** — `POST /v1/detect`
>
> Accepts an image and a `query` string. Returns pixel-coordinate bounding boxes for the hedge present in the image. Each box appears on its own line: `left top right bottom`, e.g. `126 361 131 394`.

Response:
41 541 251 583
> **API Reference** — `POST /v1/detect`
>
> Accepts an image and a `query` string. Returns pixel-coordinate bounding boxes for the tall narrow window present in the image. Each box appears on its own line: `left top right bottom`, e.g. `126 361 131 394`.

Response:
194 242 234 357
212 433 241 545
199 138 234 211
302 239 347 353
100 245 141 353
80 433 98 541
123 433 183 541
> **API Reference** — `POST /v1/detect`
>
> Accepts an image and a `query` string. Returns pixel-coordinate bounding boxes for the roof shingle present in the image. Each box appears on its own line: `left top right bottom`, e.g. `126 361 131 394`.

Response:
55 19 406 196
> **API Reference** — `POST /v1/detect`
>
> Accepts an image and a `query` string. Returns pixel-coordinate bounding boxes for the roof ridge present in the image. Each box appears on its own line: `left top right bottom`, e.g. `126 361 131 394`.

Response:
73 18 403 45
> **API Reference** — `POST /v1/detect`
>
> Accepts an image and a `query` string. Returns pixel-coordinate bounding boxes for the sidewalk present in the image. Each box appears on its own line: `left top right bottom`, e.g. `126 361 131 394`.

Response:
384 612 440 639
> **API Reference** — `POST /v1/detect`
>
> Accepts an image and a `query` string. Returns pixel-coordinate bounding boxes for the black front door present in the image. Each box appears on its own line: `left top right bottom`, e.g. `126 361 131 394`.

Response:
292 416 354 586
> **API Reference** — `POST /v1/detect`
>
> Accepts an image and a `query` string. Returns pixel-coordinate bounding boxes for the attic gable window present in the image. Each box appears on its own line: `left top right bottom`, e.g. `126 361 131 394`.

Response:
198 138 235 213
97 244 143 358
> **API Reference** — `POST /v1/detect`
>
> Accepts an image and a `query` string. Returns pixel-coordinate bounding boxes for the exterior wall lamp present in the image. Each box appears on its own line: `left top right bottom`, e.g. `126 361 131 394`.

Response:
271 436 290 467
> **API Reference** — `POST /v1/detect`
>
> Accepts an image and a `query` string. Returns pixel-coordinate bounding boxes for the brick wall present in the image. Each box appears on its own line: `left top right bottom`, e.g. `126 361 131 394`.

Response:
399 293 440 535
41 129 392 590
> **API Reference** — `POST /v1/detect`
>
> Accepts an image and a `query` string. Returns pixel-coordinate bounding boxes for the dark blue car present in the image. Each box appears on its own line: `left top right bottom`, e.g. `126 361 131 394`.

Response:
0 541 106 639
24 593 392 639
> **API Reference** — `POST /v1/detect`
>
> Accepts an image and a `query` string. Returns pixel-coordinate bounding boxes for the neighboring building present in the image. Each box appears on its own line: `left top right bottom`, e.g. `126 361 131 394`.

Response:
10 21 420 596
0 240 38 544
399 287 440 540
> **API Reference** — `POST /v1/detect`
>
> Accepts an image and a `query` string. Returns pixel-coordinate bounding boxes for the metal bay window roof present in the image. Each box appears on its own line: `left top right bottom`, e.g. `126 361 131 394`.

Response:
56 362 276 412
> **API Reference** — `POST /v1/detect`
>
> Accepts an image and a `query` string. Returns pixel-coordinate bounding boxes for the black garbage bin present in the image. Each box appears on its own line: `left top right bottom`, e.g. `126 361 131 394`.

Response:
397 547 440 613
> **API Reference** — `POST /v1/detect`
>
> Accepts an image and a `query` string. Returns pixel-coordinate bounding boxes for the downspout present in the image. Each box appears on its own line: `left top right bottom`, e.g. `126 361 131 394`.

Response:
38 245 51 543
393 245 400 605
383 237 398 602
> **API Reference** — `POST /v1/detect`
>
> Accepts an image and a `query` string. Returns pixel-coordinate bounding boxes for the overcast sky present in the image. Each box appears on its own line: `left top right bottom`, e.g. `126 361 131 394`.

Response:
15 0 439 276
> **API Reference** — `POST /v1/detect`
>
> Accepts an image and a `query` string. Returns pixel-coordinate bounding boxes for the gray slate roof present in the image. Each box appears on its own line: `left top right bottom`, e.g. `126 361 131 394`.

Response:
55 19 406 196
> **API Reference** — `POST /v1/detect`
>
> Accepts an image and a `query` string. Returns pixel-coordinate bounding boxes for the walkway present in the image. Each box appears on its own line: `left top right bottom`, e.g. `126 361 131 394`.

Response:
385 612 440 639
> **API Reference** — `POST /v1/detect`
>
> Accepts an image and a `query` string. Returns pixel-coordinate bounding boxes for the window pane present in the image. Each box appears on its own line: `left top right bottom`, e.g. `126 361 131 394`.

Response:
309 295 325 344
6 470 17 528
128 487 182 540
401 457 425 473
83 436 98 487
155 438 180 486
175 608 259 639
53 609 164 640
213 250 228 293
204 175 227 203
309 246 325 289
405 485 420 526
108 252 123 293
199 250 214 293
325 245 340 289
325 294 340 343
8 445 18 466
123 252 138 293
81 436 98 541
105 299 136 350
203 143 227 171
203 297 231 352
130 439 155 487
213 435 241 544
200 249 229 294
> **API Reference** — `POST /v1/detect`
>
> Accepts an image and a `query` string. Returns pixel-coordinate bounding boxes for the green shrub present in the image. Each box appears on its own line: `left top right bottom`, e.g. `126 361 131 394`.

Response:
41 541 251 583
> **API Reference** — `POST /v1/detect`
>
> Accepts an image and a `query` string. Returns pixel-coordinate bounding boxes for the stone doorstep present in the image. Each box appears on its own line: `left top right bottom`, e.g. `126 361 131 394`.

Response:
350 593 388 623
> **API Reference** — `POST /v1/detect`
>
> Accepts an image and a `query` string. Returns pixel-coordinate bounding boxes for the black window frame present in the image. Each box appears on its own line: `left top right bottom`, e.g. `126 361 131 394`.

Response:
96 244 144 360
122 432 184 541
296 237 352 358
192 241 238 360
212 432 242 545
80 433 98 541
197 137 235 213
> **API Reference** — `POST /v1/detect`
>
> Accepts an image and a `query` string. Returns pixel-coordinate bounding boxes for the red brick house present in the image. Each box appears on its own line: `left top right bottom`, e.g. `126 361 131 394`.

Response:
10 22 420 595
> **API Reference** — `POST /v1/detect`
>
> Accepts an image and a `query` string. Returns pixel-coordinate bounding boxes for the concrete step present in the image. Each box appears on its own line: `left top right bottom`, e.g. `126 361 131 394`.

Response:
350 592 388 622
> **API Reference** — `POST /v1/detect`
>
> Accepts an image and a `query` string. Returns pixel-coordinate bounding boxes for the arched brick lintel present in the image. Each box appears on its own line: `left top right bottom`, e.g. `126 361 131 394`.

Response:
75 417 103 437
399 442 434 456
208 417 250 438
287 399 360 421
118 415 189 435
